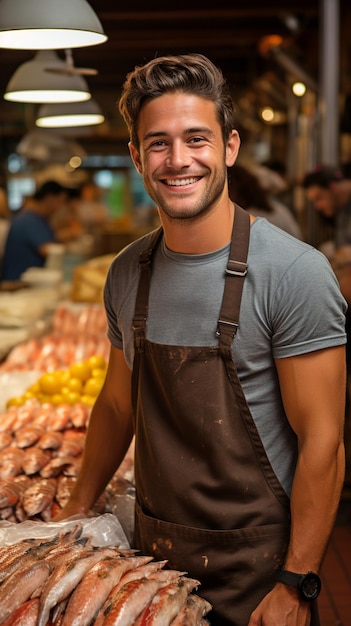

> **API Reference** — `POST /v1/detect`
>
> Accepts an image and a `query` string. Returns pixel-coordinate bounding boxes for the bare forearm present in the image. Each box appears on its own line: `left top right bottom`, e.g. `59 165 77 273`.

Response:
284 438 345 572
55 393 134 519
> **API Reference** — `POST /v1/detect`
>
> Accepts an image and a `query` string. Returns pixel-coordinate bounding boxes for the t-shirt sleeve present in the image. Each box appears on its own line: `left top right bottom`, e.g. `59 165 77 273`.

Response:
104 263 124 349
271 248 347 358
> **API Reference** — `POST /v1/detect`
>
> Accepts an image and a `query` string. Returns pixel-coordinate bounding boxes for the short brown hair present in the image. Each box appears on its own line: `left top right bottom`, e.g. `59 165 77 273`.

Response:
302 165 343 189
118 53 235 149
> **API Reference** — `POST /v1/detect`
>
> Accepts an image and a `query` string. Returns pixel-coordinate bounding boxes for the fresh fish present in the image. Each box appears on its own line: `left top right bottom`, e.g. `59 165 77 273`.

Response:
0 538 34 567
40 456 80 478
0 447 24 478
94 564 183 626
101 577 170 626
12 404 37 431
0 506 15 520
0 597 39 626
14 425 45 448
110 564 183 601
32 406 54 428
134 577 200 626
22 477 57 516
0 560 50 623
70 403 89 428
55 475 76 507
37 547 118 626
0 535 60 583
61 556 142 626
21 447 52 475
0 409 18 433
0 432 13 450
57 431 85 457
0 478 25 508
170 594 212 625
49 405 72 431
38 430 64 450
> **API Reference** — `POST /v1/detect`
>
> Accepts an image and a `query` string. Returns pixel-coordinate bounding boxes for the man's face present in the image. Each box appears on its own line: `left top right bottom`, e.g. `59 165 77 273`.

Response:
46 192 67 215
129 93 239 223
306 184 335 218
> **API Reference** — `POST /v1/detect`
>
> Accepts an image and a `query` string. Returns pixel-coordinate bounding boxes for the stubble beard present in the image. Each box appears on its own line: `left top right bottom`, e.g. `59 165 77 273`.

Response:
143 169 227 224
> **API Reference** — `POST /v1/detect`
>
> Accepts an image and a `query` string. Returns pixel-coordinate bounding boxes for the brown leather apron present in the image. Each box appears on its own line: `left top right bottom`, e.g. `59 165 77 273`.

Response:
131 205 319 625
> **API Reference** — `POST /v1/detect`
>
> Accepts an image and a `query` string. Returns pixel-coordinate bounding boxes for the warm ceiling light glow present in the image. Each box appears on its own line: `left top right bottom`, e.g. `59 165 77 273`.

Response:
36 100 104 128
4 51 91 103
37 113 104 127
69 156 82 168
261 107 275 122
292 81 307 97
0 0 107 50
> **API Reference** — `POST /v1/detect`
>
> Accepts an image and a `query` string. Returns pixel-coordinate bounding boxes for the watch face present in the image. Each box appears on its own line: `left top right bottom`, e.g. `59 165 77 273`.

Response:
301 573 321 600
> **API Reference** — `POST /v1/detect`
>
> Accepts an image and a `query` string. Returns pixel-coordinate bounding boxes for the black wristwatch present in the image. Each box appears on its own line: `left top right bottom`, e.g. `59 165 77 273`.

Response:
277 569 321 601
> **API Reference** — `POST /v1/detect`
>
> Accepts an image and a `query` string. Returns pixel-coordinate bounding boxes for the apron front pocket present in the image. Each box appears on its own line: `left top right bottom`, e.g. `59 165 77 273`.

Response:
134 501 290 626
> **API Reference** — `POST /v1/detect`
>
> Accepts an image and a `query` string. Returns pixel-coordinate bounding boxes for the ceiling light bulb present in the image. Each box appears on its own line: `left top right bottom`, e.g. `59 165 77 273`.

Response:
35 99 104 128
292 81 307 97
0 0 107 50
4 50 91 103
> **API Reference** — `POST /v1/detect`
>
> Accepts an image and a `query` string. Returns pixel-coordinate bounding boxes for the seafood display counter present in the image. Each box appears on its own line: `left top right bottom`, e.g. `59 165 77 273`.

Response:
0 301 212 624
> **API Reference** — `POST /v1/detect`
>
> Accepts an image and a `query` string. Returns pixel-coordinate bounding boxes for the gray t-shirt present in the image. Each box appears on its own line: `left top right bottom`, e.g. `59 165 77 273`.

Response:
104 218 347 495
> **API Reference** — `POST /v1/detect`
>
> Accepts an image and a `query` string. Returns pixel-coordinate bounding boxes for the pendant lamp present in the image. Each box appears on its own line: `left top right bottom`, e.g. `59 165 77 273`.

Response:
36 99 105 128
4 50 91 103
0 0 107 49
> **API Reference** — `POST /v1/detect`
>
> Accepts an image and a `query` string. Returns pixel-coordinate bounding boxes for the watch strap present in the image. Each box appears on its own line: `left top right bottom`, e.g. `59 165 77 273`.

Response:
277 569 302 588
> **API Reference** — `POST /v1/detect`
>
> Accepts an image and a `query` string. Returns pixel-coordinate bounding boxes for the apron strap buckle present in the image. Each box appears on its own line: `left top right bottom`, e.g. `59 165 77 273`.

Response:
225 260 248 277
132 315 146 351
216 319 239 344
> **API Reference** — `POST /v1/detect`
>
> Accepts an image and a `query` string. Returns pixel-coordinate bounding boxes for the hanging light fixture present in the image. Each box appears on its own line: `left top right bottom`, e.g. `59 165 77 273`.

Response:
0 0 107 50
4 50 91 103
36 99 105 128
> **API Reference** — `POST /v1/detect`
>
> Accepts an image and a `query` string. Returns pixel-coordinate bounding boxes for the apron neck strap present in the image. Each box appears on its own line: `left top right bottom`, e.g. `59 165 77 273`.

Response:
132 226 163 350
217 204 250 349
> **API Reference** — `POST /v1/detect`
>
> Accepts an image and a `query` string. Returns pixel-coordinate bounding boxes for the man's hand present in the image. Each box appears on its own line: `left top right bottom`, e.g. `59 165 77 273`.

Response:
248 584 311 626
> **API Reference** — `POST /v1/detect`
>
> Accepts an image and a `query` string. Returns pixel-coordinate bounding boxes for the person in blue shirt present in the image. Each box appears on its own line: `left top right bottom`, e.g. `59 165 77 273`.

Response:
1 180 71 282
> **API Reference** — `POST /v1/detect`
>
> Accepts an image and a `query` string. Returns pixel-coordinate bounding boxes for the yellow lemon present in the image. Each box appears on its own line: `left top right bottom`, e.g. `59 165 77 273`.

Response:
66 377 83 393
64 391 81 405
51 393 64 405
80 394 96 407
87 355 107 371
39 372 62 395
83 377 104 397
6 396 25 408
91 367 106 380
69 361 91 382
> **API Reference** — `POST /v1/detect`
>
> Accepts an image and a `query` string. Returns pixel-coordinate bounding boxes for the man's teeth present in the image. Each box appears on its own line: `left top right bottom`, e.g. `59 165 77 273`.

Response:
166 178 198 186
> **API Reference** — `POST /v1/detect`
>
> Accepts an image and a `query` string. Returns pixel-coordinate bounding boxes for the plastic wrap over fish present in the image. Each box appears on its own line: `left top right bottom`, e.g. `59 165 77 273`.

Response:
0 512 130 549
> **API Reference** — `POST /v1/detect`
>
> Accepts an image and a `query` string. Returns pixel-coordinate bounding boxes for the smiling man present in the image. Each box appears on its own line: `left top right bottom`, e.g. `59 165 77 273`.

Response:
55 54 347 626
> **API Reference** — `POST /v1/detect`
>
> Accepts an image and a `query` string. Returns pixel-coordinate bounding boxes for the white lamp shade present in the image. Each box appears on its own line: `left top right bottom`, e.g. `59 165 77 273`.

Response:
4 50 91 103
0 0 107 49
36 99 105 128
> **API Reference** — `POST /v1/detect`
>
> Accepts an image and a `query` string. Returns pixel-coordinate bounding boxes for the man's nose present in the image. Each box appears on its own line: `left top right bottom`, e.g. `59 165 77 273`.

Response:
166 142 191 168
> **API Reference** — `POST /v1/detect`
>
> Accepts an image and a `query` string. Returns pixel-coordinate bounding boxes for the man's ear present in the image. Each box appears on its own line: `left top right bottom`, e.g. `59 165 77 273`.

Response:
129 142 142 175
226 130 241 168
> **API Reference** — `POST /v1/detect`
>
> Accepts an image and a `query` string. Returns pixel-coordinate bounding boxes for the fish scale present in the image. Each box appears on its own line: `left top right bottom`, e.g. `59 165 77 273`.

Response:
0 560 50 623
37 547 119 626
61 555 153 626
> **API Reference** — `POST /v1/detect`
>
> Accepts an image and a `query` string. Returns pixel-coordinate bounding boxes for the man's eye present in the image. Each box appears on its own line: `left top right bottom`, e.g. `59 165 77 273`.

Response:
189 136 204 144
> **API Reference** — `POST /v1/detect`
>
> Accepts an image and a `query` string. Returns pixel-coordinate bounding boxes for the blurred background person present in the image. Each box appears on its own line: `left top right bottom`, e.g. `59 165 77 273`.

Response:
0 169 10 277
1 180 79 283
228 163 302 239
71 181 110 256
302 165 351 252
